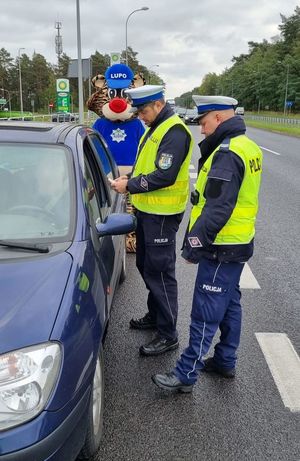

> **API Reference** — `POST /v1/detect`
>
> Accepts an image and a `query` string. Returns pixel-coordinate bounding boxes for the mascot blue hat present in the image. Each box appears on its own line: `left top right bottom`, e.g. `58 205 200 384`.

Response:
105 64 134 89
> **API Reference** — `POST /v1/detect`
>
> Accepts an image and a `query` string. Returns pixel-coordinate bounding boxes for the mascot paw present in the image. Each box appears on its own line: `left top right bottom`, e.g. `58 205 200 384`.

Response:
126 233 136 253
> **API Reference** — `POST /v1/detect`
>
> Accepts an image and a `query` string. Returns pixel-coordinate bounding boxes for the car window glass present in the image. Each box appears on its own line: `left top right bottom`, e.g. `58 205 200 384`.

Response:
83 159 102 225
83 143 111 223
89 135 114 180
0 143 74 242
88 134 117 204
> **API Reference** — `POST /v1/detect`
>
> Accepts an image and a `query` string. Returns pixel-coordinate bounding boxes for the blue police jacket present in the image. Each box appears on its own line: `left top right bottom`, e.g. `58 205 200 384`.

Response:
127 103 191 194
182 115 256 263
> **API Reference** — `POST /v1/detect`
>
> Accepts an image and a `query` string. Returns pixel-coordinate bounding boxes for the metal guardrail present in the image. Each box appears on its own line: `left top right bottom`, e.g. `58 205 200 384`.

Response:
0 113 97 124
245 115 300 125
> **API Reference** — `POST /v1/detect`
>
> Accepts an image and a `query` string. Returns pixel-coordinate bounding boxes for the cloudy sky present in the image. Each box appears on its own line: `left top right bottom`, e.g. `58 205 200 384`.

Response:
0 0 297 98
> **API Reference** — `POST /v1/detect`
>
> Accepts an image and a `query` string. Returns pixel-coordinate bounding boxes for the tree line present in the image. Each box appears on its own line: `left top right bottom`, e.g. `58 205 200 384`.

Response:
0 47 163 114
175 7 300 113
1 7 299 115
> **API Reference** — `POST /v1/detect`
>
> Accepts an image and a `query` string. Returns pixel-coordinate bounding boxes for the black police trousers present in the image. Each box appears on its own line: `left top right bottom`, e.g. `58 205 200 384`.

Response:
135 210 183 340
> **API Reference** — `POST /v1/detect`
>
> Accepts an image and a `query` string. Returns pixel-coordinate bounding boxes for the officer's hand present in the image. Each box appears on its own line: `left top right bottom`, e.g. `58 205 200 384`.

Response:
115 175 128 182
111 178 128 194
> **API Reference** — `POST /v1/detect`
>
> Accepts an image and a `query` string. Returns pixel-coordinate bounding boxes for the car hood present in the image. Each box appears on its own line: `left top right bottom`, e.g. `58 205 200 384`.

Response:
0 251 73 354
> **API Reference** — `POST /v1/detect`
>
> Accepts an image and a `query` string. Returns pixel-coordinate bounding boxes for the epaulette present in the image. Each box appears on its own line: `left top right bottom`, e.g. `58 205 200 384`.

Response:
219 138 230 152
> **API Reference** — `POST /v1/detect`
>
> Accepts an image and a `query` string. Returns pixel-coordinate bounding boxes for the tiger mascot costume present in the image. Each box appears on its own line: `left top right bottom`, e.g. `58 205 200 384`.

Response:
87 63 146 253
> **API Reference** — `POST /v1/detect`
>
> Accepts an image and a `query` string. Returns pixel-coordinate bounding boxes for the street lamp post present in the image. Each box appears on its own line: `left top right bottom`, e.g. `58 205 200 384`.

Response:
76 0 84 124
283 64 290 116
18 48 25 119
148 64 159 83
0 88 11 117
125 7 149 66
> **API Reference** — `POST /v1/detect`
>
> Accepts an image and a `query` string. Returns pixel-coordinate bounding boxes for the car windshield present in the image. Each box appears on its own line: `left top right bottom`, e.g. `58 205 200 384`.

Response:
0 143 74 242
186 109 197 116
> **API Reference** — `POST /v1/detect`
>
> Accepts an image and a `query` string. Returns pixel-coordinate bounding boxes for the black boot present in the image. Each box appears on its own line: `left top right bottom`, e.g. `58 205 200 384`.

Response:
203 357 236 378
152 372 194 393
129 313 156 330
139 335 179 356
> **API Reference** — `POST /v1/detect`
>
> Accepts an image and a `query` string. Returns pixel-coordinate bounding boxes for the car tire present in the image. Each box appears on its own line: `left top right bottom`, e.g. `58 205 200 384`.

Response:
119 246 126 284
78 348 104 459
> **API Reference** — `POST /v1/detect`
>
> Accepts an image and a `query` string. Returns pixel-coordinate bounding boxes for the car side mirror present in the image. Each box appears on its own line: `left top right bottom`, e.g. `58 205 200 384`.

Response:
96 213 137 237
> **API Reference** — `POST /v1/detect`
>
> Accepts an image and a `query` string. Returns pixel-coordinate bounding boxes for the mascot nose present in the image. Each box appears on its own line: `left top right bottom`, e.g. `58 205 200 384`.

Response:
109 98 128 113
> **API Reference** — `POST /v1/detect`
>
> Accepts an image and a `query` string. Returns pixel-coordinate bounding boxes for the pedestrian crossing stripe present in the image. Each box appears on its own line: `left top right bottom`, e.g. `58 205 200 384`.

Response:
255 333 300 412
240 263 260 289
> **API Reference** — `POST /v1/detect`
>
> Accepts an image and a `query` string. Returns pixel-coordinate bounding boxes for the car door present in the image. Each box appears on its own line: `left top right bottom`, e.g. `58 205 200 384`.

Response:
83 136 124 310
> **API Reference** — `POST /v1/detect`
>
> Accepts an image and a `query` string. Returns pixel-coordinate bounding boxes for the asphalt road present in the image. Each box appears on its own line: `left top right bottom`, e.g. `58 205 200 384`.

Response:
95 124 300 461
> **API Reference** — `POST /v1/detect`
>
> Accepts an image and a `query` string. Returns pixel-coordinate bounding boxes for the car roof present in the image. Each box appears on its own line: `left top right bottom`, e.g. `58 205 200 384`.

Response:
0 121 87 144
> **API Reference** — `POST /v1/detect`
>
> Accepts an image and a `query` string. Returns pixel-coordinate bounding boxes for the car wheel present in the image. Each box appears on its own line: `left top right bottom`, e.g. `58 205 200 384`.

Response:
78 348 104 459
119 246 126 284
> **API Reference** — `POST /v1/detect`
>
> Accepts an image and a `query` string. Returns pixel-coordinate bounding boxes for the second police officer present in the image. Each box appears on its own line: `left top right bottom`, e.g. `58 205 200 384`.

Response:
152 95 263 392
110 85 193 356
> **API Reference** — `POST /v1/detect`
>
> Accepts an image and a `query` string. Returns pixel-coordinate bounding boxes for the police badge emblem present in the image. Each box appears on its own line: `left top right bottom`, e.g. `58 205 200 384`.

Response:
188 236 202 248
158 153 173 170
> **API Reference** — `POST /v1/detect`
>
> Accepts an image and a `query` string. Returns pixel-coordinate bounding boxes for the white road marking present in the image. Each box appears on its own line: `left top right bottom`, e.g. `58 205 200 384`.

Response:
240 263 260 289
189 164 196 169
189 172 198 179
259 146 281 156
255 333 300 413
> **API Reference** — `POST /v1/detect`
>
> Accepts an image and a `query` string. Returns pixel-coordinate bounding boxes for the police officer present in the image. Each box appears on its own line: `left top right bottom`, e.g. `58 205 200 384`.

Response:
110 85 193 356
152 95 263 391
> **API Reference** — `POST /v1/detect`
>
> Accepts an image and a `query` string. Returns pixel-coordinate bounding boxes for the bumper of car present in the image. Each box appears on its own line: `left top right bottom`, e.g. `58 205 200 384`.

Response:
0 386 90 461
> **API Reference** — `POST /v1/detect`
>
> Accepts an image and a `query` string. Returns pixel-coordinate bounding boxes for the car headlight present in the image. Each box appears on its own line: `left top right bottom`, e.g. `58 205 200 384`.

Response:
0 342 61 431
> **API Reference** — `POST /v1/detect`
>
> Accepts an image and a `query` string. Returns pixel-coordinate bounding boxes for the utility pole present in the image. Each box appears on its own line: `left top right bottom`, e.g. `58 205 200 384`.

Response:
18 48 25 119
76 0 84 124
55 21 63 66
283 64 290 116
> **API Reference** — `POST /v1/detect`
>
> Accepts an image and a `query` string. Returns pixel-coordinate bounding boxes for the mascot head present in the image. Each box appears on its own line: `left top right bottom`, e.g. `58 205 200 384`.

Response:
87 63 145 121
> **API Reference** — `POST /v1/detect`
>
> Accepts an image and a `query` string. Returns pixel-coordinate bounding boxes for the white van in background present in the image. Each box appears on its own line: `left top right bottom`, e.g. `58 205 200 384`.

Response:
166 99 176 110
235 106 245 115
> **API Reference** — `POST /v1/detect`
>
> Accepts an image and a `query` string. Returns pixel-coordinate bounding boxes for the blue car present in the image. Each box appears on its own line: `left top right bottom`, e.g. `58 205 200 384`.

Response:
0 121 136 460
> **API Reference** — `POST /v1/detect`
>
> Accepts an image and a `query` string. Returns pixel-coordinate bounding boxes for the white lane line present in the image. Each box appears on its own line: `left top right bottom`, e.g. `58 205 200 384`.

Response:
240 263 260 289
259 146 281 156
255 333 300 413
189 164 196 169
189 172 198 179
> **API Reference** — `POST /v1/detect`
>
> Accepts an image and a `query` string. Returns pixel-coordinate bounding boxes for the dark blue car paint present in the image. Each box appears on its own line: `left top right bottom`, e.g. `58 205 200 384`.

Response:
0 252 73 354
0 122 128 460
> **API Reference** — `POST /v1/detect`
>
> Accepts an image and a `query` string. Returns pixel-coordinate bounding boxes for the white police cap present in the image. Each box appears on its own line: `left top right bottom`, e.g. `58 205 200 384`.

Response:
125 85 165 108
192 95 238 120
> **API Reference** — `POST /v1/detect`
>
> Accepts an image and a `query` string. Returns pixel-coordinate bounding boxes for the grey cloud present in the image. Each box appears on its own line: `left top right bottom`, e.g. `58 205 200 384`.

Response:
0 0 297 98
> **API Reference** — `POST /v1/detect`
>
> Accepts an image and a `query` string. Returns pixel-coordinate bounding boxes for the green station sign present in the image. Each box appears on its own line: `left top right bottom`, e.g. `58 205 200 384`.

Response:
56 79 70 112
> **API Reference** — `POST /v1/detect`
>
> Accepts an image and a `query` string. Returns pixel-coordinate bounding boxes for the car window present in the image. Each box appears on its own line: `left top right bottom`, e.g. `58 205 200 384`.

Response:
83 141 111 224
83 159 102 225
186 109 197 116
0 143 74 242
87 133 118 204
89 135 114 179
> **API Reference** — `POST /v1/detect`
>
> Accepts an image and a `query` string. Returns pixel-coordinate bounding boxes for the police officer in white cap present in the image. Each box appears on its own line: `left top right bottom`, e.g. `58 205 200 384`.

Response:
152 95 263 392
110 85 194 356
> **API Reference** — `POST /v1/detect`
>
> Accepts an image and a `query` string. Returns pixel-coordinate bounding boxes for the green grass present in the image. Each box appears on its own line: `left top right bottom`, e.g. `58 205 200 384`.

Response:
245 119 300 136
247 111 300 119
0 111 33 119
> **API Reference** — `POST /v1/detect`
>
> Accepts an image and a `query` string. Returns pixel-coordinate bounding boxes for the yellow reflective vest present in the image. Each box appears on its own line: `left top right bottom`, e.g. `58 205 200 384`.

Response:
189 135 263 244
131 115 193 215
